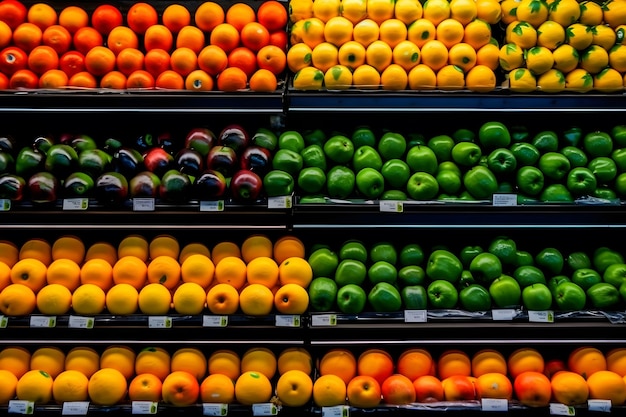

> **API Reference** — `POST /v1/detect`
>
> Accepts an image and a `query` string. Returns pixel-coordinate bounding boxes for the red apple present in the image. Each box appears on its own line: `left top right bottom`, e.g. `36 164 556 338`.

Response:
161 371 200 406
381 374 416 405
544 358 567 379
346 375 381 408
413 375 444 403
513 371 552 408
441 375 477 401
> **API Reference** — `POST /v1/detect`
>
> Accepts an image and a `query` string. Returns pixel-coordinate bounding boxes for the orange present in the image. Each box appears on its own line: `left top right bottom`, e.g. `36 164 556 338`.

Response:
106 25 138 55
249 69 277 92
12 21 42 52
607 347 626 376
68 70 96 87
72 26 103 55
159 372 198 406
269 30 287 48
475 0 501 24
226 3 256 32
319 348 357 384
58 5 88 35
46 258 81 291
436 18 464 49
100 345 136 380
163 4 191 34
313 374 346 407
365 39 393 72
337 40 366 70
471 348 507 377
176 25 205 53
273 236 305 264
407 18 436 48
358 348 394 385
234 371 273 405
27 3 56 30
437 349 471 379
419 39 448 71
210 23 240 53
137 282 172 315
422 0 451 25
147 257 182 290
179 242 211 264
51 235 85 264
568 346 607 379
27 44 58 75
507 347 545 379
206 282 239 314
8 68 38 88
144 24 173 52
449 0 478 26
397 348 434 381
475 372 513 400
185 69 214 90
241 347 277 379
10 257 47 292
200 373 235 403
515 0 548 27
463 19 491 50
100 70 126 88
144 48 171 78
0 70 9 88
36 283 72 314
170 46 198 76
41 25 72 54
149 234 180 260
550 370 589 405
181 253 215 288
216 65 248 91
392 40 421 71
208 349 241 379
587 370 626 404
476 42 500 70
128 373 163 402
112 255 148 290
239 283 274 315
0 240 18 267
0 261 10 290
212 241 242 264
241 234 273 263
64 346 100 378
172 282 207 314
448 42 477 72
198 44 228 76
116 47 144 76
353 18 380 47
16 369 53 404
72 283 106 315
84 45 115 76
118 234 149 261
135 347 171 381
257 1 288 32
88 368 128 406
105 283 139 315
0 369 18 404
0 346 31 378
126 2 157 35
59 50 85 77
380 62 408 90
0 0 26 30
256 44 287 75
91 4 123 36
278 256 313 287
30 346 65 379
195 1 225 32
171 347 208 380
273 282 309 314
289 0 314 22
277 347 313 375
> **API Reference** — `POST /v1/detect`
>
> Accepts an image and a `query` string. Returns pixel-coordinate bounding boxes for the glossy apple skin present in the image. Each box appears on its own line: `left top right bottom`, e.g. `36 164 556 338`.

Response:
129 171 161 198
143 147 175 177
95 171 129 206
513 371 552 408
175 148 204 177
230 169 263 203
185 127 216 157
346 375 382 408
27 171 59 204
240 145 272 176
206 145 238 178
0 173 24 201
218 124 249 154
442 375 477 401
194 169 227 200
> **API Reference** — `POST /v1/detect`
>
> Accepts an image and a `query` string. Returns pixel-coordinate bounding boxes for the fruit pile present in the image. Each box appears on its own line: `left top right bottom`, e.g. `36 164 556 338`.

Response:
288 0 503 91
0 233 313 317
0 124 282 205
0 344 317 407
307 235 626 313
0 0 288 91
499 0 626 92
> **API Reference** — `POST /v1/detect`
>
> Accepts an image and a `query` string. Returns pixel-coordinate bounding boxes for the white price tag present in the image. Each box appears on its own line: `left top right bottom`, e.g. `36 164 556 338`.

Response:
68 316 94 329
311 314 337 326
322 405 349 417
549 403 575 415
252 403 277 416
0 198 10 211
528 310 554 323
379 200 403 212
62 198 88 210
267 195 292 209
133 198 155 211
492 194 518 206
203 315 228 327
202 403 228 416
131 401 158 414
588 399 611 412
200 200 224 212
481 398 508 411
0 315 7 328
30 315 56 328
62 401 90 415
275 315 300 327
8 400 34 414
491 309 516 321
404 309 427 322
148 316 172 328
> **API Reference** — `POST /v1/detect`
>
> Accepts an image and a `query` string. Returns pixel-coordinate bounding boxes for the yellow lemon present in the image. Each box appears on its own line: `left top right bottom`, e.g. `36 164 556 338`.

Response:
420 38 448 71
579 0 604 26
324 15 354 47
593 67 623 92
300 17 326 48
324 64 353 89
591 24 617 50
548 0 581 27
436 18 465 49
609 44 626 72
506 20 538 49
508 67 537 92
407 18 436 47
525 45 555 75
448 42 477 72
338 40 367 69
449 0 478 26
552 43 580 72
293 66 325 89
603 0 626 28
289 0 314 22
341 0 368 24
239 283 274 316
515 0 549 27
422 0 450 26
353 18 380 47
436 64 465 90
476 42 500 70
394 0 423 25
408 63 437 89
313 0 341 22
379 18 408 48
566 22 594 50
475 0 502 25
498 42 525 71
580 44 610 74
564 67 593 92
536 68 566 92
287 42 313 72
392 39 421 70
500 0 521 25
463 19 492 50
465 64 497 92
380 62 408 89
536 20 565 50
352 63 381 88
365 39 393 72
366 0 395 24
311 41 339 72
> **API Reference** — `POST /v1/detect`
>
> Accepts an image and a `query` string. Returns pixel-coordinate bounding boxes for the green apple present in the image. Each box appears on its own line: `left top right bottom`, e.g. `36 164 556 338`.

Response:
381 190 408 200
355 167 385 199
339 240 368 263
616 173 626 196
427 279 459 309
326 165 355 199
452 127 475 143
516 166 545 196
335 259 367 286
436 169 462 195
548 275 571 295
588 156 617 184
398 265 426 286
540 184 574 203
510 142 540 167
522 283 553 311
535 247 564 275
513 265 547 288
352 146 383 172
427 134 455 162
554 281 586 310
368 260 398 284
587 282 620 309
298 166 326 194
438 161 462 176
381 159 411 189
603 263 626 288
303 128 326 147
560 146 588 168
583 131 613 158
351 126 376 148
571 268 602 291
566 167 597 196
515 250 535 267
405 145 438 174
611 125 626 147
278 130 305 153
308 247 339 277
463 165 498 200
538 152 571 181
300 144 328 170
368 282 402 312
460 245 484 268
308 277 338 311
370 241 398 264
426 249 463 283
324 135 355 164
401 285 428 309
486 148 517 177
378 132 407 160
566 251 592 271
478 121 511 150
469 252 502 284
489 275 522 308
610 148 626 172
336 284 367 313
594 185 618 200
593 247 625 274
406 172 439 200
459 283 492 311
488 236 518 265
531 130 559 153
451 142 482 167
399 243 424 266
561 126 583 148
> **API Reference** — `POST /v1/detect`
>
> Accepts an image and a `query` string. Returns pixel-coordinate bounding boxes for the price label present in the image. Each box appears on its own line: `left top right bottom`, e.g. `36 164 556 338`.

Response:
528 310 554 323
252 403 277 416
549 403 575 415
268 195 292 209
491 309 516 321
132 401 158 414
68 316 94 329
275 315 300 327
200 200 224 212
148 316 172 328
30 316 56 328
62 198 88 210
322 406 349 417
588 399 611 412
62 401 90 415
133 198 155 211
311 314 337 326
203 315 228 327
202 403 228 416
8 400 34 414
404 310 427 322
481 398 508 412
492 193 517 206
0 315 7 328
379 200 403 212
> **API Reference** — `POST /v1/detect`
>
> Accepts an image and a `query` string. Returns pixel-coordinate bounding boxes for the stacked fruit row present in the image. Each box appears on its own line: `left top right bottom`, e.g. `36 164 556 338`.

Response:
0 0 288 91
306 235 626 313
288 0 503 91
0 124 284 205
0 344 317 407
0 233 313 317
499 0 626 92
